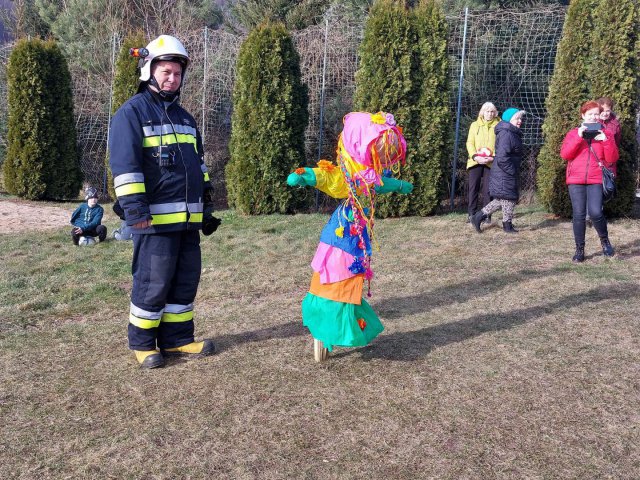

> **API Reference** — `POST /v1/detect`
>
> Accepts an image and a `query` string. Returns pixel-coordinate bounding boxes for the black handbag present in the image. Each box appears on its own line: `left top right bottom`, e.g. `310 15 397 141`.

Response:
587 139 616 203
600 162 616 203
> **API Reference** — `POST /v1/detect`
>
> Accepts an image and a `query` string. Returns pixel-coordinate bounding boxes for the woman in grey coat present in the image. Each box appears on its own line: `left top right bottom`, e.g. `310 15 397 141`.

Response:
471 108 524 234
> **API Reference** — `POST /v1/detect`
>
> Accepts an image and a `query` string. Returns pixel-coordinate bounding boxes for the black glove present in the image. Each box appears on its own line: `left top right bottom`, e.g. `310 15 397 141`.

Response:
202 214 221 236
112 200 126 221
201 192 220 236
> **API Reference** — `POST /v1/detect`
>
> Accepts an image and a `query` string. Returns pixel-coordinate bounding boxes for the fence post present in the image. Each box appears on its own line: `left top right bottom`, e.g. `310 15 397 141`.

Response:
315 16 330 211
104 32 118 197
201 26 208 147
450 7 469 210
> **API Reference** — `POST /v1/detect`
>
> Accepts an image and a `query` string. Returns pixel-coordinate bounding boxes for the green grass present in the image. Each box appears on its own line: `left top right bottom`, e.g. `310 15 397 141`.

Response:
1 203 639 479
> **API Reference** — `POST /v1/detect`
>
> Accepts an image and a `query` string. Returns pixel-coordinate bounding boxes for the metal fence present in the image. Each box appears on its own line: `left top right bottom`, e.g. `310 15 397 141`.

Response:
0 5 589 209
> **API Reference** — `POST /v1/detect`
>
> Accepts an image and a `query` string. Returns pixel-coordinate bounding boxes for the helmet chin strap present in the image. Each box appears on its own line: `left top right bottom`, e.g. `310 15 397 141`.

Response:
148 75 181 101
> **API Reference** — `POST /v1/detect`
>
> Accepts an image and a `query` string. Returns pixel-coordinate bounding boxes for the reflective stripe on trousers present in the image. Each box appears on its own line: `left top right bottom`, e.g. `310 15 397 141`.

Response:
127 230 201 350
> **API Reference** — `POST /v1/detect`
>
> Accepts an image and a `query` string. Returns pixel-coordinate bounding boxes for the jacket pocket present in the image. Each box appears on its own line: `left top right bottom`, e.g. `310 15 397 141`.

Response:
154 169 173 194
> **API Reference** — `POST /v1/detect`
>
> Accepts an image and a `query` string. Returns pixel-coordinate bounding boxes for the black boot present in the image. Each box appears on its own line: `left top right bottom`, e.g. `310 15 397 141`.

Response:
484 214 492 225
502 220 518 233
600 237 615 257
471 211 487 233
572 244 585 263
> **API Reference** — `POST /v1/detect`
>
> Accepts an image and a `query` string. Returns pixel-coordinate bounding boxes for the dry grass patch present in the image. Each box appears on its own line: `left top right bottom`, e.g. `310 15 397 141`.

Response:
1 205 639 478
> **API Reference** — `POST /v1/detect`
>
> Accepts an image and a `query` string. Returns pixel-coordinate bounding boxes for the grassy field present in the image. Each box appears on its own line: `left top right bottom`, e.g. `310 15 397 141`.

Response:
1 202 639 479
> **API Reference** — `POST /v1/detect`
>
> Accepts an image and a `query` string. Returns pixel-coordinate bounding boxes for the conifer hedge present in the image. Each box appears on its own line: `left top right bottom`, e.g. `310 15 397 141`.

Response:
226 22 309 214
538 0 639 217
106 32 146 199
354 0 416 217
411 0 450 217
4 38 81 200
536 0 598 218
590 0 639 217
354 0 449 217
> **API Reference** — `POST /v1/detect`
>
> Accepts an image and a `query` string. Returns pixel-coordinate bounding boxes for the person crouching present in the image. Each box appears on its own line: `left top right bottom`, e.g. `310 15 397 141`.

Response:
70 187 107 245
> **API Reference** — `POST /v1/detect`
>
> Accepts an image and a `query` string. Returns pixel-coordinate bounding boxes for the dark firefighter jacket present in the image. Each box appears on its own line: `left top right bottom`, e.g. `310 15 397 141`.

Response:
108 89 212 234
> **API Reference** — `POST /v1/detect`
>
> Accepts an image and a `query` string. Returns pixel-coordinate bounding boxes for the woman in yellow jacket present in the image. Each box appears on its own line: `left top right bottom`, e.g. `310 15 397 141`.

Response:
466 102 500 222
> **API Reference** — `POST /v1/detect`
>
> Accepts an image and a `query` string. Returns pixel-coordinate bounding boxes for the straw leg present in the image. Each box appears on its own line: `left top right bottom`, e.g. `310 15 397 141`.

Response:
313 339 329 362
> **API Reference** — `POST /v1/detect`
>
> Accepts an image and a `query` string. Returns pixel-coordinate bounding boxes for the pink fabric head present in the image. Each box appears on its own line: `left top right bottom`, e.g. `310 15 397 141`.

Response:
341 112 406 169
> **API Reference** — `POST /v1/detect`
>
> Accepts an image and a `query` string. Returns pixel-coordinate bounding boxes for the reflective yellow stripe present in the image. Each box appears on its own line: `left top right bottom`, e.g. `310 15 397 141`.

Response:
151 212 188 225
129 314 161 329
116 183 146 197
161 311 194 323
143 134 198 152
203 172 210 182
149 212 202 225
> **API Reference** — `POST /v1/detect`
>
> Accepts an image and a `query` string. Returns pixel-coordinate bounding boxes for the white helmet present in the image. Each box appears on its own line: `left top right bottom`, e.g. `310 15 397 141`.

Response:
139 35 189 82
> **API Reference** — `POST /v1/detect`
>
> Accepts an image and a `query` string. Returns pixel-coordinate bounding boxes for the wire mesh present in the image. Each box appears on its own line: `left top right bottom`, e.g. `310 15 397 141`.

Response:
3 5 636 208
447 6 567 204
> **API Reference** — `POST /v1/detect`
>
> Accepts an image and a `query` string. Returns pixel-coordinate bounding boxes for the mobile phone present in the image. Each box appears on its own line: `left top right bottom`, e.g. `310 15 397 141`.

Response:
582 122 602 140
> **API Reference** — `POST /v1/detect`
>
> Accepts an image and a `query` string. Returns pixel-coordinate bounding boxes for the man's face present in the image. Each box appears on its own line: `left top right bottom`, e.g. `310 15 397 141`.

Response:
151 61 183 93
88 198 98 208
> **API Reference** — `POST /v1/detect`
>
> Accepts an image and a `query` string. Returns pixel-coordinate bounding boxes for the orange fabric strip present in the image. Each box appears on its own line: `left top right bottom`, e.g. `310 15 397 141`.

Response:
308 271 364 305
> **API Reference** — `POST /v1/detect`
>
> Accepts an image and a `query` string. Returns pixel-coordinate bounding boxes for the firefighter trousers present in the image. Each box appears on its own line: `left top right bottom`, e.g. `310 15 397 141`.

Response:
128 230 201 350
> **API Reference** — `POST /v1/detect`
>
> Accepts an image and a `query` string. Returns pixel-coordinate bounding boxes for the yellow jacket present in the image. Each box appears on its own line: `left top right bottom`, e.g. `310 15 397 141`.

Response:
465 117 500 169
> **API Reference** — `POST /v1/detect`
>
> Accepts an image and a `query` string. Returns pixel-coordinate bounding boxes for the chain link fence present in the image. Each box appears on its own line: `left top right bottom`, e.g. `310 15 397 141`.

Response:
4 5 632 210
447 6 568 206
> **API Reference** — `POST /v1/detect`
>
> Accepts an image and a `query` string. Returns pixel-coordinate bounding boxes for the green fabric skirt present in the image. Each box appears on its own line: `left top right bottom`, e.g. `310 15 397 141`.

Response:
301 293 383 351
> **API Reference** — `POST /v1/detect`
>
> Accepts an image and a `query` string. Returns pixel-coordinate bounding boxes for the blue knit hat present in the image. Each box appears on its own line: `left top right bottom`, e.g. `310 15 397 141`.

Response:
502 107 522 122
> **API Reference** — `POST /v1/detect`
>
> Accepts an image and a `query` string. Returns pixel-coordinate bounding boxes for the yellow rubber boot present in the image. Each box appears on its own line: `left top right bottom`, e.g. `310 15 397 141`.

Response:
162 339 216 357
134 350 164 369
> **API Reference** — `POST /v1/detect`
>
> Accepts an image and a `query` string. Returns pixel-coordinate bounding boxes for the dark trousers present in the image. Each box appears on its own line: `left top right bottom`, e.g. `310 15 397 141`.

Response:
71 225 107 245
568 184 608 246
128 230 201 350
467 165 491 216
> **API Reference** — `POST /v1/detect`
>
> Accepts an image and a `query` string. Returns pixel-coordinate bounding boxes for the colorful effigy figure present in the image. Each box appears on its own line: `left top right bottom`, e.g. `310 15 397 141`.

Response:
287 112 413 361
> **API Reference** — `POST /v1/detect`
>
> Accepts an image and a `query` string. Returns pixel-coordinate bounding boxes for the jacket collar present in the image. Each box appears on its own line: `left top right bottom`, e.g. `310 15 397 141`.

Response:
142 87 180 109
497 120 522 136
477 117 499 127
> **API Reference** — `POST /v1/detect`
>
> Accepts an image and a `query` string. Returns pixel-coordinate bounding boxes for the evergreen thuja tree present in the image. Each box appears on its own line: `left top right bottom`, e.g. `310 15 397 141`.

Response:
411 0 450 216
590 0 640 217
536 0 599 217
226 22 309 214
4 38 81 200
112 32 146 114
106 31 146 199
354 0 417 217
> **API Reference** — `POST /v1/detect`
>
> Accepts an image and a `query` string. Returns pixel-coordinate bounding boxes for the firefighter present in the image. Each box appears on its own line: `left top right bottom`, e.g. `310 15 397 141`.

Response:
109 35 221 369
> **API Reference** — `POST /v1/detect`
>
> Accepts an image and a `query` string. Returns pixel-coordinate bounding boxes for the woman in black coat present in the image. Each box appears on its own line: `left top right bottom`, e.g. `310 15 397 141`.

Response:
471 108 524 233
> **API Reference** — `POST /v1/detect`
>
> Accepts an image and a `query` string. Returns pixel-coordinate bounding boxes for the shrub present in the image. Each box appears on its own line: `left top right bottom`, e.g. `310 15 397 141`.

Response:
4 38 81 200
106 31 146 200
354 0 417 217
536 0 598 217
354 0 450 217
590 0 640 217
226 22 309 214
411 0 450 216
